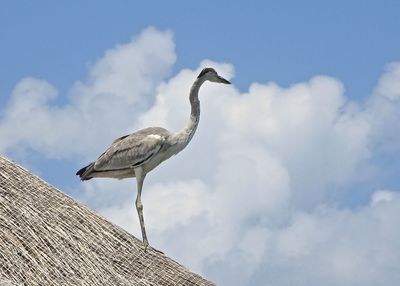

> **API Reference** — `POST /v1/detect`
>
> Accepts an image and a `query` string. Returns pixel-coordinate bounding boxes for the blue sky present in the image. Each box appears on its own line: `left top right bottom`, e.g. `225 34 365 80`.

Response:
2 0 400 186
2 1 400 99
1 1 400 285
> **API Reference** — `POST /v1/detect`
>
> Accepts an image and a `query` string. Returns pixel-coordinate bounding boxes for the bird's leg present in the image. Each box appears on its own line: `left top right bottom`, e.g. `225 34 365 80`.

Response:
134 167 149 252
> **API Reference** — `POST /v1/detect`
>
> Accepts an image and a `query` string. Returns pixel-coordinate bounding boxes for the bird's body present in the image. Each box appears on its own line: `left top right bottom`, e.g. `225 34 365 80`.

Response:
78 127 175 180
76 67 230 251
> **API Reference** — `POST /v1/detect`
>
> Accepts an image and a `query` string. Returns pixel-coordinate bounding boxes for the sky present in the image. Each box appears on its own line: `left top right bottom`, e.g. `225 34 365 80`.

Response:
1 1 400 285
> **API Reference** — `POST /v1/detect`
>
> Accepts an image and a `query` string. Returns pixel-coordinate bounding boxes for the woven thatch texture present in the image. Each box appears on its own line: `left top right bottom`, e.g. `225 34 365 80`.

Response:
0 156 215 286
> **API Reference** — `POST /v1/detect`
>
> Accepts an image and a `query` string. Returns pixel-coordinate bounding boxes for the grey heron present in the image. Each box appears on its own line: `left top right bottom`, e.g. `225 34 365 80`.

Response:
76 67 231 251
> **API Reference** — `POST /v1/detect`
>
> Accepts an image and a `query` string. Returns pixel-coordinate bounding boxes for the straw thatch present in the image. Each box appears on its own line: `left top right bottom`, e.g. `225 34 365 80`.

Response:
0 155 215 286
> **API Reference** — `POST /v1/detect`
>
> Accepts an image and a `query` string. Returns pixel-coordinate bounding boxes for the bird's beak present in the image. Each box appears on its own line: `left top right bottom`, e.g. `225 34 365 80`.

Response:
217 75 231 84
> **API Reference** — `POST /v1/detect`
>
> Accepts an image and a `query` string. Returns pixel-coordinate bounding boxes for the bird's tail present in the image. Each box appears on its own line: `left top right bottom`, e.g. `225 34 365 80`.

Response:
76 162 95 181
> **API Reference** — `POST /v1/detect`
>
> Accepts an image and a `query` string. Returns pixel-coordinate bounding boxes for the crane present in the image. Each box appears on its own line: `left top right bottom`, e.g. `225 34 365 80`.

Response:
76 67 231 251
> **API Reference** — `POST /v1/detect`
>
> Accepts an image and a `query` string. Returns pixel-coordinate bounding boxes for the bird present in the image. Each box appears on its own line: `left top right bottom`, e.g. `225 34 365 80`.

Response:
76 67 231 251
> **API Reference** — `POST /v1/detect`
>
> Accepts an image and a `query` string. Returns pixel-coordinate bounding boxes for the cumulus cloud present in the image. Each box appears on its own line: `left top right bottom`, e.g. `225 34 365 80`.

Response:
252 191 400 286
98 61 400 285
0 27 176 159
366 63 400 152
86 60 400 285
1 27 400 286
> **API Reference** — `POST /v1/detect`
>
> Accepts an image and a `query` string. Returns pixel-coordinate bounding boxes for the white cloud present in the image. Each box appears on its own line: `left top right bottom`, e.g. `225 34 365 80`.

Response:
373 62 400 100
371 190 394 206
120 60 400 285
365 63 400 153
91 60 400 285
253 191 400 286
2 27 400 286
0 27 176 159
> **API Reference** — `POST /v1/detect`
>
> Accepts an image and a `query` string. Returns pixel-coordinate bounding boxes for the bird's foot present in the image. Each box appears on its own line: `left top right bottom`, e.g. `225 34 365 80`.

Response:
143 239 149 252
142 240 164 254
149 246 164 254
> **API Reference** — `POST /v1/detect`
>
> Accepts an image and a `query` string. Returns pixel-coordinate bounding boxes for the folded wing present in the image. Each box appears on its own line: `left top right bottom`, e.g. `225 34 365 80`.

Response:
94 131 166 171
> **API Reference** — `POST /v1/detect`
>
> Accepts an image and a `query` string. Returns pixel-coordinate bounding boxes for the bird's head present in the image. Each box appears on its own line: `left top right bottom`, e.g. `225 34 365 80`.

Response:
197 67 231 84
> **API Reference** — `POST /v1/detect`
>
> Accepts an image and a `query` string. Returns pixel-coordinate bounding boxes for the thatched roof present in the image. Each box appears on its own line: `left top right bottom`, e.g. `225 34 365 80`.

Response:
0 156 214 286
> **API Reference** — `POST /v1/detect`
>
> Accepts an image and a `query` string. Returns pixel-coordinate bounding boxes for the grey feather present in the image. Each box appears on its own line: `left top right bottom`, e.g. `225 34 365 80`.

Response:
94 127 170 171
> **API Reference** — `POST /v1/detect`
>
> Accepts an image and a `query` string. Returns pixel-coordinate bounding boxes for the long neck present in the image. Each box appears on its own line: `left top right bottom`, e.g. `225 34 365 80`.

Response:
174 77 204 145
